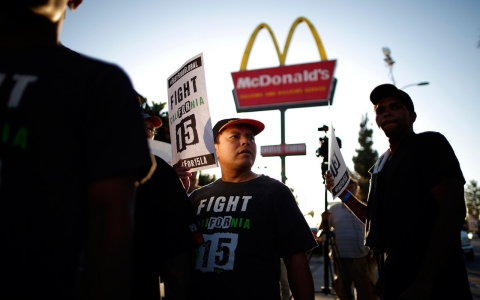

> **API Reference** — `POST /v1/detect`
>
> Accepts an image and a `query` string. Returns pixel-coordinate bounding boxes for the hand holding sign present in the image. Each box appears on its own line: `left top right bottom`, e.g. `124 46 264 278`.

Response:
324 171 335 192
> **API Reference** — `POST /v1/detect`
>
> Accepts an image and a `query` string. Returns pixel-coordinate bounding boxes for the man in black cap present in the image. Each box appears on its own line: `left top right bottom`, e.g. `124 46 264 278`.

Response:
326 84 472 299
175 118 318 300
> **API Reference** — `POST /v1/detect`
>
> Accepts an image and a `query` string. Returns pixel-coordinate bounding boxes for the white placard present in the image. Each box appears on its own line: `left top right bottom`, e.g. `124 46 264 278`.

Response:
329 125 350 198
167 53 218 171
148 140 172 165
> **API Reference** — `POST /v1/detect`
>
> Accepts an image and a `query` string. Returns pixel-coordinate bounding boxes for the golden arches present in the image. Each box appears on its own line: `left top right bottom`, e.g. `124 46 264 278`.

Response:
239 17 328 71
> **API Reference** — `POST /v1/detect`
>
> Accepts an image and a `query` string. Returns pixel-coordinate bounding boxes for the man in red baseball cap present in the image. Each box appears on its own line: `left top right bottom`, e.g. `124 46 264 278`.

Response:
176 117 318 300
143 113 163 140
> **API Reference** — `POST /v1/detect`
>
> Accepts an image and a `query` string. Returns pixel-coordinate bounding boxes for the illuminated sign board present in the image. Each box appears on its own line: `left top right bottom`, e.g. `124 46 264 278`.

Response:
232 17 337 113
232 60 336 112
261 143 307 157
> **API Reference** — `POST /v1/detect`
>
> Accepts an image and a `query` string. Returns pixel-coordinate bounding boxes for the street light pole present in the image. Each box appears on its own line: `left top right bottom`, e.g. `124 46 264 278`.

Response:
381 48 430 90
382 47 396 86
400 82 430 90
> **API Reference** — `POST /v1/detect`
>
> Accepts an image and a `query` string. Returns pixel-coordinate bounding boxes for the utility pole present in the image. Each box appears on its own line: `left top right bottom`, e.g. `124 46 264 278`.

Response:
381 48 430 90
382 47 396 86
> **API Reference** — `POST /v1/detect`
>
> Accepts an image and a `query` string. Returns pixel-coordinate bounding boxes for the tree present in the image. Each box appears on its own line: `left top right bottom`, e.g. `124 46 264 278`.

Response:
465 180 480 215
198 171 216 186
352 114 378 202
137 92 171 143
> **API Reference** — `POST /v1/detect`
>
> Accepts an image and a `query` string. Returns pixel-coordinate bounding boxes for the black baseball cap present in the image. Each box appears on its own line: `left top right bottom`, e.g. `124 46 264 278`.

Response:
212 118 265 138
370 84 415 112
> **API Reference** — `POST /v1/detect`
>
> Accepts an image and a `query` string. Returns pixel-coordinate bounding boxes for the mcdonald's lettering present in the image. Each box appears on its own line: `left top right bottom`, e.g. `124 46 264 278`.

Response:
236 68 330 89
231 17 337 112
232 60 336 111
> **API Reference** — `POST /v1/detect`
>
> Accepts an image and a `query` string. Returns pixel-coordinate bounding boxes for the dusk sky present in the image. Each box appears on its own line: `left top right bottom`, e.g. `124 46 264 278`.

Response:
62 0 480 225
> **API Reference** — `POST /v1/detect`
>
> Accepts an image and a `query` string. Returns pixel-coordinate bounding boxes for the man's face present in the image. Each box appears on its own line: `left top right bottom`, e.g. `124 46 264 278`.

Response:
1 0 82 22
374 96 416 139
144 120 156 140
214 125 257 173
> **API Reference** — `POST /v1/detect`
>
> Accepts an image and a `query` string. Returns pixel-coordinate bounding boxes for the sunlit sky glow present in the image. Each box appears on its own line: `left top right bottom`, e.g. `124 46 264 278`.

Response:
62 0 480 226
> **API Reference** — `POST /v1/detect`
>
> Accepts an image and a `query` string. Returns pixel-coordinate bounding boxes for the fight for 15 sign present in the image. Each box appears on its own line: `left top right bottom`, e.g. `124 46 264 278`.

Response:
167 53 217 171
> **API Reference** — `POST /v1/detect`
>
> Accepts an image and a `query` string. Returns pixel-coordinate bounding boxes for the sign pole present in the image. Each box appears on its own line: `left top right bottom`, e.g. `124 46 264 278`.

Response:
280 108 287 184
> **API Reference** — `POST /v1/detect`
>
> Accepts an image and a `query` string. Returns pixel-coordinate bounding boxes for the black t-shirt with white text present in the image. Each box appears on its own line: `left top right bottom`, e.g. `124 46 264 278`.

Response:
0 45 152 299
189 175 318 300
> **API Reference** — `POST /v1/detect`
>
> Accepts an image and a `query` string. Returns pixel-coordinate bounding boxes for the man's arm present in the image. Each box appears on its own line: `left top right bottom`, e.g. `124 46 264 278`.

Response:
341 192 368 224
399 178 466 300
283 252 315 300
325 171 368 224
83 174 136 300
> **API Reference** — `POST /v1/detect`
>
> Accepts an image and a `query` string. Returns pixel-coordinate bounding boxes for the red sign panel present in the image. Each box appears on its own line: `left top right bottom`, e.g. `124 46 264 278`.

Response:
261 143 307 157
232 60 336 112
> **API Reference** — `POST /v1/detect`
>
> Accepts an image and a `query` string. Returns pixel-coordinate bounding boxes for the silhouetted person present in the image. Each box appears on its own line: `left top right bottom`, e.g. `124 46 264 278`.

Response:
0 1 152 299
325 84 472 299
133 113 193 300
320 178 377 300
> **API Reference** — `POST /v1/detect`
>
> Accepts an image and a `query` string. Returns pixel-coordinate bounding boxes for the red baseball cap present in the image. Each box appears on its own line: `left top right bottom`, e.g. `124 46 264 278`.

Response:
142 113 163 128
212 118 265 138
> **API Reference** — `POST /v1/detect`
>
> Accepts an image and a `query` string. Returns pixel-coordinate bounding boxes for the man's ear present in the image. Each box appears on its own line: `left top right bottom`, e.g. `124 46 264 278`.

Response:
68 0 83 11
409 111 417 125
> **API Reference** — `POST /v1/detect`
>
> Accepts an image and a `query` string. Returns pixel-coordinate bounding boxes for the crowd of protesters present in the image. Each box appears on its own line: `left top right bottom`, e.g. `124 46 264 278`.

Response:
0 1 471 300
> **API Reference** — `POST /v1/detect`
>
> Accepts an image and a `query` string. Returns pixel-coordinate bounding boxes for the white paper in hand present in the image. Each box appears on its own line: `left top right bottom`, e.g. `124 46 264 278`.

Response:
167 53 218 171
329 127 350 199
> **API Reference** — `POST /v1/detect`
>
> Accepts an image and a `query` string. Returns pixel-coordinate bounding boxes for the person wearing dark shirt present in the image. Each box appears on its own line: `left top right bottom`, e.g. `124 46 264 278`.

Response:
133 113 193 300
175 118 318 300
325 84 472 299
0 1 152 299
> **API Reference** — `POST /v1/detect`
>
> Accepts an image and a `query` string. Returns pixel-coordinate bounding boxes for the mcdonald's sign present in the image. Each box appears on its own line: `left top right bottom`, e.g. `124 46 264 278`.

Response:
232 17 337 112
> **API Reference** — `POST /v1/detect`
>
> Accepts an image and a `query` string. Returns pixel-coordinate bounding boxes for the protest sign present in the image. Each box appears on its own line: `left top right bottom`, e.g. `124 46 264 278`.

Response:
148 140 172 165
329 126 350 199
167 53 217 171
